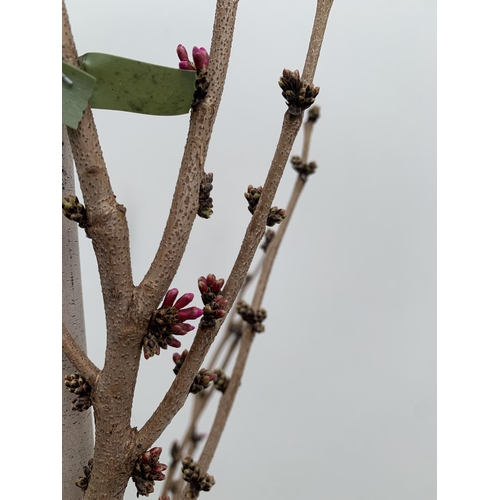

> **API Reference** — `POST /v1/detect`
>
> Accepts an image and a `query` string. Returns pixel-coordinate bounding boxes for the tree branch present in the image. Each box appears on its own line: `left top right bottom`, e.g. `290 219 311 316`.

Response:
302 0 335 83
62 324 100 386
180 91 325 500
62 1 134 314
134 0 241 319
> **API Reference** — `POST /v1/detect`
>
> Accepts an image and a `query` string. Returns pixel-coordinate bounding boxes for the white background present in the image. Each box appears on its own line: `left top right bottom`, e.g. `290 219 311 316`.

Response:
4 1 500 499
68 1 436 499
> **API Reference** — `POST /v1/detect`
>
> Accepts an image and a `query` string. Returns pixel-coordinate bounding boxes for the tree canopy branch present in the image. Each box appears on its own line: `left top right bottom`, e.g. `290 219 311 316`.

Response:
62 324 100 385
134 0 241 318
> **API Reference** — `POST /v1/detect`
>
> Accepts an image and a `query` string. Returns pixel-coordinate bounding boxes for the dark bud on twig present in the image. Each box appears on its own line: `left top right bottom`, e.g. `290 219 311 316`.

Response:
170 441 182 464
236 300 267 333
307 105 321 123
172 349 189 375
192 68 210 110
64 373 92 412
173 350 216 394
267 206 286 227
182 456 216 492
290 155 318 181
198 172 214 219
279 69 320 115
244 185 262 215
213 369 230 393
245 186 286 227
191 429 206 447
198 474 216 492
191 369 216 394
62 194 88 229
75 458 93 491
290 155 302 169
260 229 275 252
132 447 167 497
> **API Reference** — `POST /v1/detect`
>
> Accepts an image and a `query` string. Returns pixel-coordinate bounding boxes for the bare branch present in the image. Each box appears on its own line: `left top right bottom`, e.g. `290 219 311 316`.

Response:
135 0 241 317
62 1 134 313
62 324 100 385
180 76 325 500
302 0 335 83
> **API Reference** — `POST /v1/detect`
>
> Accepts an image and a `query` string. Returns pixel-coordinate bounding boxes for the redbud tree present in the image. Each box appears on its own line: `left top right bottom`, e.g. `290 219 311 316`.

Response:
62 1 335 499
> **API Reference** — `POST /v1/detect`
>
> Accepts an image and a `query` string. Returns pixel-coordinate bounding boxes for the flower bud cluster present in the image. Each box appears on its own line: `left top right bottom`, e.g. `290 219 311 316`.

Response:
198 172 214 219
64 373 92 412
244 185 286 227
290 155 318 181
177 45 210 71
75 458 93 491
173 350 216 394
62 194 88 228
176 44 211 109
236 300 267 333
244 185 262 215
132 446 168 497
267 206 287 227
260 229 275 252
279 69 320 115
198 274 228 329
181 456 216 492
213 369 230 393
143 289 203 359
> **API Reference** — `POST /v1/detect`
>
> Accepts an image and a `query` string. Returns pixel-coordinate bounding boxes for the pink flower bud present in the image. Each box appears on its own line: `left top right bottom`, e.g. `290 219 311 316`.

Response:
171 323 195 335
162 288 179 308
168 337 182 348
198 279 209 294
206 274 217 288
193 46 209 70
177 307 203 321
213 295 228 308
153 463 168 473
141 451 152 463
172 352 181 363
174 292 194 310
214 278 225 293
176 44 189 62
215 308 227 319
150 447 162 460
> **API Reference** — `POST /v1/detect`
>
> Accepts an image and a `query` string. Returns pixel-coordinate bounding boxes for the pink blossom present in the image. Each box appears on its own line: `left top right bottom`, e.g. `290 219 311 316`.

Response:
192 46 210 70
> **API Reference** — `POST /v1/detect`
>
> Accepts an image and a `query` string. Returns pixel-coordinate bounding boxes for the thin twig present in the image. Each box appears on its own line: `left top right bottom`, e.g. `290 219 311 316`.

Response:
206 255 263 370
62 324 100 386
302 0 335 83
180 102 324 500
62 2 134 312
